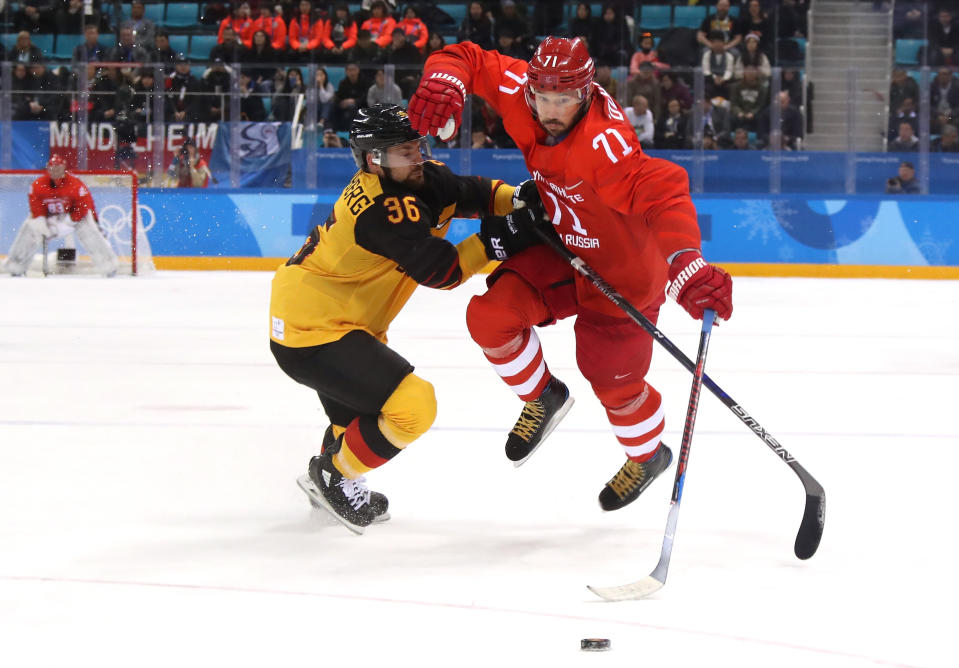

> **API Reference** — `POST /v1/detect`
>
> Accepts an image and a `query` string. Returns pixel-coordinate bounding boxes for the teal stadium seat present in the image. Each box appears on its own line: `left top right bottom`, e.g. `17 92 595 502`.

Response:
437 3 468 26
326 66 345 90
673 6 707 29
31 33 54 57
191 65 207 79
895 39 926 66
168 34 190 57
165 4 201 30
54 33 85 61
143 4 165 24
189 34 219 61
0 33 17 52
639 5 671 31
728 5 740 18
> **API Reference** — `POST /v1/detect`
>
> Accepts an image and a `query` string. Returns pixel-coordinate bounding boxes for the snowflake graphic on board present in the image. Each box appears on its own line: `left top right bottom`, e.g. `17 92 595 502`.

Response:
731 200 796 244
835 215 875 248
915 227 953 265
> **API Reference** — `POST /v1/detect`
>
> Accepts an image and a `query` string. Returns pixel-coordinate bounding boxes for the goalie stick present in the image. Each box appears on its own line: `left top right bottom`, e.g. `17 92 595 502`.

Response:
531 226 825 561
589 310 715 601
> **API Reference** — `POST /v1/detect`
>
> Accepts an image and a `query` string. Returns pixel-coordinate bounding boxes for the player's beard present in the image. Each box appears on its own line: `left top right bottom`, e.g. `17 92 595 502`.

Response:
540 117 570 137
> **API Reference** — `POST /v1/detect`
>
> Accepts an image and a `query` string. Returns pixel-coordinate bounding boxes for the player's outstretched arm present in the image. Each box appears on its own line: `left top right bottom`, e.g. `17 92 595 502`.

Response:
667 250 733 322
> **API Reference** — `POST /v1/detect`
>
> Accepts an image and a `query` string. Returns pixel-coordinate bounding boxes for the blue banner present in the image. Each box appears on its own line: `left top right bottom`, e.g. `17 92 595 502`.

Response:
208 122 292 188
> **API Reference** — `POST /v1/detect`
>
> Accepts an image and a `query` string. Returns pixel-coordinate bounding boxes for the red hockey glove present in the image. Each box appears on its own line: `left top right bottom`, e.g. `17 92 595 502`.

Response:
667 251 733 321
408 71 467 138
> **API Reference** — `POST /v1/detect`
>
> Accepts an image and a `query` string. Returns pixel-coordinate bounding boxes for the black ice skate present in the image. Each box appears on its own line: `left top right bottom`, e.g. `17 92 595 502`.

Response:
320 425 390 521
296 438 380 534
504 377 574 467
599 444 673 511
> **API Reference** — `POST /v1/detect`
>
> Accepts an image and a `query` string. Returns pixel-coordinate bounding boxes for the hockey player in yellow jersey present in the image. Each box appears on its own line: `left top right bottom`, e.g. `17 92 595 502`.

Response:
270 104 543 533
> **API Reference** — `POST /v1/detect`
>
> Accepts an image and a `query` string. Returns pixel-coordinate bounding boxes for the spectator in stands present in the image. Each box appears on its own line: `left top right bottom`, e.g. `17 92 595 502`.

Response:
697 0 741 55
736 1 773 58
333 61 367 130
458 1 495 51
888 97 919 141
56 0 98 36
242 30 280 93
107 27 149 65
203 59 234 122
423 32 446 60
889 69 919 118
495 1 532 50
219 2 254 44
730 67 768 132
251 6 288 51
780 68 803 105
149 31 178 75
471 127 496 148
594 64 618 101
730 127 755 150
893 1 925 39
889 121 919 152
757 90 803 150
210 26 244 64
933 123 959 152
659 70 692 112
591 4 632 67
315 66 336 128
778 0 808 40
495 28 531 61
930 9 959 67
568 3 594 41
885 161 919 194
734 33 771 80
349 28 384 65
289 0 326 62
323 4 358 62
655 97 687 149
11 64 34 121
629 32 669 78
164 138 212 188
270 66 305 121
366 67 402 106
11 1 55 34
385 28 423 98
931 67 959 134
322 127 345 147
166 55 205 123
22 60 61 121
702 30 736 101
121 1 157 50
394 5 429 52
626 61 662 118
625 94 654 148
686 96 730 149
238 71 267 121
131 67 159 134
7 31 44 65
363 1 397 48
71 24 105 65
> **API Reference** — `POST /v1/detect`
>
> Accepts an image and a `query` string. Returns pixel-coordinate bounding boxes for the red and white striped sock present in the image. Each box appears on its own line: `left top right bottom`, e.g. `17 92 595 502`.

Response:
484 328 551 401
607 384 665 462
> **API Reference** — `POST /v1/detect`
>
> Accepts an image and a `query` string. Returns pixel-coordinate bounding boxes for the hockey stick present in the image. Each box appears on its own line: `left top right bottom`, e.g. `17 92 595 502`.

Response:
41 237 49 277
589 310 715 601
532 227 825 560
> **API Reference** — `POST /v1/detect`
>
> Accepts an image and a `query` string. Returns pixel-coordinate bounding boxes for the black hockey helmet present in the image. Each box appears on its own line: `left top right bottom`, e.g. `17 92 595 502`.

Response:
349 104 430 170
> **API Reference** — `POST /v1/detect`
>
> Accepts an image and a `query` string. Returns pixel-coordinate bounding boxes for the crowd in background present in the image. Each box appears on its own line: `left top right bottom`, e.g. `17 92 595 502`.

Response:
1 0 817 155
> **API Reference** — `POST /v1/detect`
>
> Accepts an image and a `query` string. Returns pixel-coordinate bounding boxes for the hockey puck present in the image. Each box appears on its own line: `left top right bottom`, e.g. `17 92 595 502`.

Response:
580 638 611 652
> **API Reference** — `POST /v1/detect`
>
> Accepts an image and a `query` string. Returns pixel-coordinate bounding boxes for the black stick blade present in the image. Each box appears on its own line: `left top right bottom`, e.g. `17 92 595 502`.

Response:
794 490 826 560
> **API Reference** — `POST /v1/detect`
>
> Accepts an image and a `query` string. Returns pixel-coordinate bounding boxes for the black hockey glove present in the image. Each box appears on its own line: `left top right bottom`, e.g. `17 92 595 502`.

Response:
479 207 543 261
511 179 544 217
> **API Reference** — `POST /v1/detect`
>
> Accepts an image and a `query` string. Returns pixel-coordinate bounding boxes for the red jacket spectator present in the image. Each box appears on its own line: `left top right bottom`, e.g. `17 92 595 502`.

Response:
289 12 326 51
362 16 396 48
218 15 254 45
248 12 288 50
393 8 429 51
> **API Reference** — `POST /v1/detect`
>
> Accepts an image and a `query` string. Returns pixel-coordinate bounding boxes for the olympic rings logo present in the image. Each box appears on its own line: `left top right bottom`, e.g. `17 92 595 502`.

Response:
98 204 156 245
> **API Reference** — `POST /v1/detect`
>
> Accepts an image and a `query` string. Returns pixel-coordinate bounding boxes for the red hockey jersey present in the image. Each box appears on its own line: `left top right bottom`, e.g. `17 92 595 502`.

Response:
423 42 702 315
28 173 97 222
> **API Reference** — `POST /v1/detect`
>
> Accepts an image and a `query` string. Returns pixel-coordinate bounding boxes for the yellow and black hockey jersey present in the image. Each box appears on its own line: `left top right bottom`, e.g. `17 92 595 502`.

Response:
270 160 516 347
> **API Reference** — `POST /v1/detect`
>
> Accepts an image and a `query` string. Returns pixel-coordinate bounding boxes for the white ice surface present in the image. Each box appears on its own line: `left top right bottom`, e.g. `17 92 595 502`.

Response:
0 271 956 668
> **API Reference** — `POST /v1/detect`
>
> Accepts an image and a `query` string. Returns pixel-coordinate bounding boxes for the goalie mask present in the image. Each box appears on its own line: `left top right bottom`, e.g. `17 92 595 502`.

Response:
46 154 67 185
349 104 431 171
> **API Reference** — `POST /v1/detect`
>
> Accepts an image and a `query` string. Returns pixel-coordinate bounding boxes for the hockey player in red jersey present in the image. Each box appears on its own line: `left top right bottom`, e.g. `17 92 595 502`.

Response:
2 155 118 277
408 38 733 511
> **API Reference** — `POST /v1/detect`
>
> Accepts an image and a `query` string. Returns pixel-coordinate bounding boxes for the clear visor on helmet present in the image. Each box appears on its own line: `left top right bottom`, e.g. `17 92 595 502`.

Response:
528 85 587 107
370 137 432 168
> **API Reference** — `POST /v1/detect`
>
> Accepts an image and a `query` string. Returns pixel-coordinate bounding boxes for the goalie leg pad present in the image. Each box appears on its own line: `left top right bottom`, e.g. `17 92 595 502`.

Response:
75 213 119 277
3 217 45 275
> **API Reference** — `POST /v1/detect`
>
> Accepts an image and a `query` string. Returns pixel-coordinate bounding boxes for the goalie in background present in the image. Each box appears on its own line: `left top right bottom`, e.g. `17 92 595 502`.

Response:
2 155 119 277
162 137 212 188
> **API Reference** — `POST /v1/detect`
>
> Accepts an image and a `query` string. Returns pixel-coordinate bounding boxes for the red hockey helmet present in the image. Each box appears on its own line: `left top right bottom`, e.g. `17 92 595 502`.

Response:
525 37 595 109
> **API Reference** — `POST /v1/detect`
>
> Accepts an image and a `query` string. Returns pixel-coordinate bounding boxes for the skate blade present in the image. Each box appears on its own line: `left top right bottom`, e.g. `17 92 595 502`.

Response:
512 395 575 468
296 475 366 535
